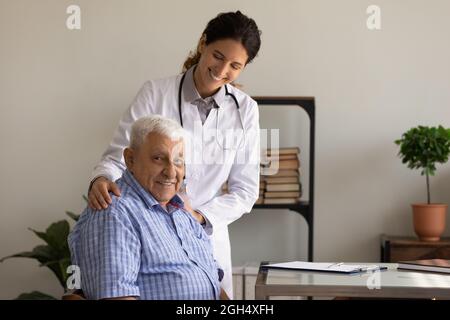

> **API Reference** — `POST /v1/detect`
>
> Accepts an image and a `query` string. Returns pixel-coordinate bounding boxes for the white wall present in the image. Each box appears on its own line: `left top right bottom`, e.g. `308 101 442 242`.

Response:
1 0 450 299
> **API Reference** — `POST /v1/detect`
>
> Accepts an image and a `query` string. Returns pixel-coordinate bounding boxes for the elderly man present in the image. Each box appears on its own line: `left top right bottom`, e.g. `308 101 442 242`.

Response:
69 115 224 300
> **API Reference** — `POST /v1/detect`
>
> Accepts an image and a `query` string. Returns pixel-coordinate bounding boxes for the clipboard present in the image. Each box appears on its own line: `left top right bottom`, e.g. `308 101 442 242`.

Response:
264 261 387 274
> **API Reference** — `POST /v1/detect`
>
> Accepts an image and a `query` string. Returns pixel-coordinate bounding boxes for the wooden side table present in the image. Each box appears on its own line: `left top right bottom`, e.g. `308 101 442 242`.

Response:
380 234 450 262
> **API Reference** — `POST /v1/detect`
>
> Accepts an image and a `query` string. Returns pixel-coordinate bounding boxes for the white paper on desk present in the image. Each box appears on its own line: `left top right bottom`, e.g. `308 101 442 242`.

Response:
265 261 379 273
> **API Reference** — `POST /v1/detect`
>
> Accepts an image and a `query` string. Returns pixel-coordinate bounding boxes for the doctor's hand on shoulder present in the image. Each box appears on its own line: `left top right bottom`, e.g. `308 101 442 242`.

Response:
88 177 121 210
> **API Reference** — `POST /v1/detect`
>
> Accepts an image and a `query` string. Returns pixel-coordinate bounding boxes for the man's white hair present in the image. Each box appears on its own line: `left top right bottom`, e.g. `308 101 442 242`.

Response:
130 115 185 149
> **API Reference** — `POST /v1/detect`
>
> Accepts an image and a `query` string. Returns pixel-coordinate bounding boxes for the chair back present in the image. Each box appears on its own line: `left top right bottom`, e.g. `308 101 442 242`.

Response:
62 289 86 300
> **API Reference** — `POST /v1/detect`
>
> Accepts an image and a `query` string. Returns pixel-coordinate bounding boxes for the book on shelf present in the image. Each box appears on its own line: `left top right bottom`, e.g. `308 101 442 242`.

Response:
397 259 450 274
265 176 299 184
263 154 298 161
263 169 299 178
261 159 300 170
263 198 300 204
266 184 300 192
255 197 264 205
263 147 300 155
264 191 301 198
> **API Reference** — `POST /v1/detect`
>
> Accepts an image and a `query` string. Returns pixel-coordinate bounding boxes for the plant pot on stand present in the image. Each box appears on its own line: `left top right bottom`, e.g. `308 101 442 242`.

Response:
396 125 450 242
412 203 447 241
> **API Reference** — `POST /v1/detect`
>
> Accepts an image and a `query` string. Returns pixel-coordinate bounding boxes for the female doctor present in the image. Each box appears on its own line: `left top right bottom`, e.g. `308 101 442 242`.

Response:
87 11 261 298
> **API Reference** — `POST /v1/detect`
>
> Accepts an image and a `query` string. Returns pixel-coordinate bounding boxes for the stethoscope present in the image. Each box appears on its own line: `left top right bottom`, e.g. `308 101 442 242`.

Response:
178 70 246 150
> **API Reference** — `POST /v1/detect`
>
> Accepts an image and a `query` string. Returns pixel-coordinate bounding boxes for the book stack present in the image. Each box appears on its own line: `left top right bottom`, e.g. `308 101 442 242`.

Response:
261 147 302 204
220 147 302 206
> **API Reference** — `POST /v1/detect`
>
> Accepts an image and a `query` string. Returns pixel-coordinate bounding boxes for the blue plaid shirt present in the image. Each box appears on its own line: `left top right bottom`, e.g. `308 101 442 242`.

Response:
68 170 221 300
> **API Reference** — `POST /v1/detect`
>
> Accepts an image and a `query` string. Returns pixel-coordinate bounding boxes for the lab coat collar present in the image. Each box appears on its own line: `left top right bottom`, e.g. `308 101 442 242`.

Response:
183 65 226 108
122 169 184 211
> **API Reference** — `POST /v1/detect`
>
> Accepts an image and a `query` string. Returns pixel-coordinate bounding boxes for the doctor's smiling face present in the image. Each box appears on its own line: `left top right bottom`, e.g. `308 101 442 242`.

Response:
124 132 184 207
194 38 248 98
184 11 261 98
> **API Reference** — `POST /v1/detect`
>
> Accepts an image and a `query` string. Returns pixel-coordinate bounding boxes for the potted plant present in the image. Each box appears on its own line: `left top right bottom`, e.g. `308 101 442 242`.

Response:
395 125 450 241
1 208 80 299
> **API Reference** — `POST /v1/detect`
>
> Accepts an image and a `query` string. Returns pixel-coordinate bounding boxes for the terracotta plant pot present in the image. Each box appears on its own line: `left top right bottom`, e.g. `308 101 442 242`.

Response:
412 203 448 241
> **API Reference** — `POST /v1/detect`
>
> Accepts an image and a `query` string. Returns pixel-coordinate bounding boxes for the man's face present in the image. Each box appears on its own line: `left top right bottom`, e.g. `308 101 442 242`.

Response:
124 132 184 207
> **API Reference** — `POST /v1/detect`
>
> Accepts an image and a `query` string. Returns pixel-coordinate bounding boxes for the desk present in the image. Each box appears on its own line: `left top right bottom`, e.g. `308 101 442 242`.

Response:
255 262 450 299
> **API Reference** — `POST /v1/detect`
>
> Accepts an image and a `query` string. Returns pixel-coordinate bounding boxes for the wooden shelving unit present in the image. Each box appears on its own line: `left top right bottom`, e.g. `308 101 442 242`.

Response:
252 97 315 261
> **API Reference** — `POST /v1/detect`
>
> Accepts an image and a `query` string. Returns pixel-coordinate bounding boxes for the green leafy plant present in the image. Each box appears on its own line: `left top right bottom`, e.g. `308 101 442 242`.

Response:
0 201 82 300
395 125 450 204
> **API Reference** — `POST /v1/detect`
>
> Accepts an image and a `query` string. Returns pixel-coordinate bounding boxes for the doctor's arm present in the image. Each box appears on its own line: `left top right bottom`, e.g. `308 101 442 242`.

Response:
88 82 153 209
196 101 260 230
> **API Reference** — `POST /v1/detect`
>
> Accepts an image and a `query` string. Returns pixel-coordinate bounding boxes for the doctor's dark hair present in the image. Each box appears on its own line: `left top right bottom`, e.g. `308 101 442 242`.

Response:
182 11 262 72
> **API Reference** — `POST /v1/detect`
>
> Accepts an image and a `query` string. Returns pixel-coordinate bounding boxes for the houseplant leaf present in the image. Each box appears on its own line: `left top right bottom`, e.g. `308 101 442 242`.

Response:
65 211 80 222
0 245 58 264
395 125 450 203
29 220 70 254
14 291 58 300
1 197 87 299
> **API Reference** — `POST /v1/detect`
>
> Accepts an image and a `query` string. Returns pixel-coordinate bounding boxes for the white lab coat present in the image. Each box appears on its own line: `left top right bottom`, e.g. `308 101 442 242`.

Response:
91 69 260 299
